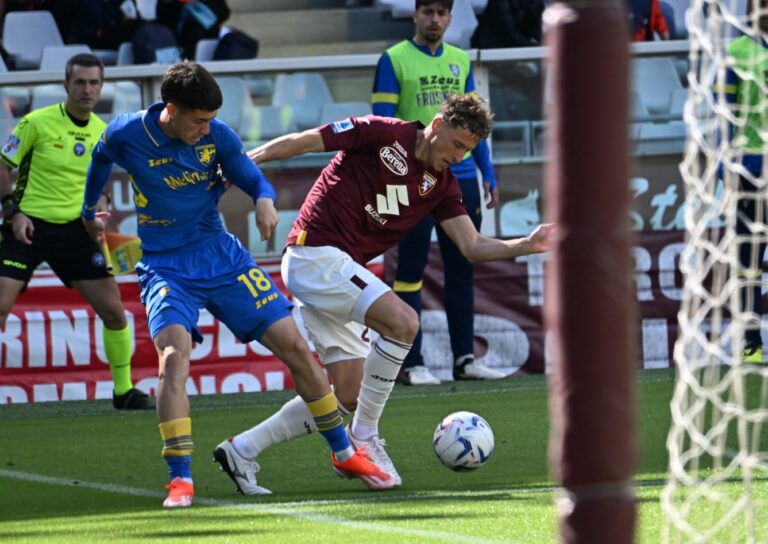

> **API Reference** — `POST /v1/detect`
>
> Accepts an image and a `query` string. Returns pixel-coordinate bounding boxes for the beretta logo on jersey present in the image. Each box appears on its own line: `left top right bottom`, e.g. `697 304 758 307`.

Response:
379 146 408 176
419 172 437 196
195 143 216 166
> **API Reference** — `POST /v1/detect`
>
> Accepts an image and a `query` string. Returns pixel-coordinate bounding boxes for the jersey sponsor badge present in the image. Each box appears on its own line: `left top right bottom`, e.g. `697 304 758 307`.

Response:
449 64 461 78
195 143 216 166
73 142 86 156
2 135 20 158
379 146 408 176
419 172 437 196
331 119 354 134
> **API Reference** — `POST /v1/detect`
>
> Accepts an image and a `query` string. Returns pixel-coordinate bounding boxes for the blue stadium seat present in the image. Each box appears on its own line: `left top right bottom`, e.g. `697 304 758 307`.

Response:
631 57 684 115
2 11 64 70
272 73 333 130
195 39 219 62
39 45 93 73
319 102 372 125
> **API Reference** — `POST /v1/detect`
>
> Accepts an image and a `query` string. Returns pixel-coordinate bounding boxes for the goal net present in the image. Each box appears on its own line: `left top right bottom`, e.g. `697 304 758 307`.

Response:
663 1 768 541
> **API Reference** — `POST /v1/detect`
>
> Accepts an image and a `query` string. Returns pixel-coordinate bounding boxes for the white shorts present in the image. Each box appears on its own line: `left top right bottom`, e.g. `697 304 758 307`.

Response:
281 245 390 364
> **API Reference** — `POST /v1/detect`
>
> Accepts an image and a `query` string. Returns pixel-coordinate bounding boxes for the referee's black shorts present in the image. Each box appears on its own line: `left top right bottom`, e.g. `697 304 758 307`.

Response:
0 215 111 286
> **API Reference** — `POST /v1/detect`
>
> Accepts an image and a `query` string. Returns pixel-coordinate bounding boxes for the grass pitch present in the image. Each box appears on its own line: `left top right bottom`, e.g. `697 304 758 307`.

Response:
0 369 757 543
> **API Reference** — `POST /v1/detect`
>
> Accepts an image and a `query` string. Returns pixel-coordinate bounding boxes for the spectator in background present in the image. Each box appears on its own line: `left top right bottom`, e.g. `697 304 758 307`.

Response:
629 0 671 41
157 0 230 59
716 0 768 364
372 0 505 385
471 0 545 49
72 0 142 50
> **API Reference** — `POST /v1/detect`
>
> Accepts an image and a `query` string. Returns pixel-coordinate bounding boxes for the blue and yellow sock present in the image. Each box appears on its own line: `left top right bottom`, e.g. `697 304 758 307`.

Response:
159 417 193 482
103 325 133 396
306 393 354 462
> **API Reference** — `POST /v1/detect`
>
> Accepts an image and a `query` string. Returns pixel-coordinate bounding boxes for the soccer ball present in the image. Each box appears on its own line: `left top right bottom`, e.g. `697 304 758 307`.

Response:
433 411 494 471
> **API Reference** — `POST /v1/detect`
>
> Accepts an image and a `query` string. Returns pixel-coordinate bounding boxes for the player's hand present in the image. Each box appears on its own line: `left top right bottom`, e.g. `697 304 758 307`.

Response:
96 193 110 213
483 181 499 209
255 197 278 241
527 223 555 253
11 212 34 245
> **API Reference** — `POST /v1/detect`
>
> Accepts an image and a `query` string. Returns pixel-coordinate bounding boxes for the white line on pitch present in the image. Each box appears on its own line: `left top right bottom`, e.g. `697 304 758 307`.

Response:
0 468 517 544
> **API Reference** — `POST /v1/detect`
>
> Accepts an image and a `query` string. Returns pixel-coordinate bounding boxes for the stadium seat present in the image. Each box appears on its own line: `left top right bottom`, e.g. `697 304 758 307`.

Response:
195 39 219 62
117 42 134 66
669 88 687 118
376 0 487 17
39 45 93 73
631 57 684 115
216 76 251 134
112 82 143 115
443 0 478 49
634 121 687 154
319 101 372 124
375 0 414 18
272 73 333 130
2 11 64 70
30 84 67 111
240 105 297 142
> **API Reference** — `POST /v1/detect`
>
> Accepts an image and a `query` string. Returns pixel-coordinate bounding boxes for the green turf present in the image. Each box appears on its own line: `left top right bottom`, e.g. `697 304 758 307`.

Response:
0 369 763 543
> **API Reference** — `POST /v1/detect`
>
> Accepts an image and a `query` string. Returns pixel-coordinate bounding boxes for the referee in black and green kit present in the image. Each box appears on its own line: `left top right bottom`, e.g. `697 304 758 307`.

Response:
0 53 152 410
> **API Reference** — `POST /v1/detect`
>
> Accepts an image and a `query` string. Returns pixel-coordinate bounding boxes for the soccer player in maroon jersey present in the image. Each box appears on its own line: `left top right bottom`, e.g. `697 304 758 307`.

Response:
213 94 552 491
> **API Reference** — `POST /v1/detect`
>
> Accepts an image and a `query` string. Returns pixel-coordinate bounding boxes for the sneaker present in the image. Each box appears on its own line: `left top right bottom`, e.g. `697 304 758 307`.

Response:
163 477 194 508
403 365 441 385
113 388 155 410
331 448 396 490
743 345 764 364
212 437 272 495
453 358 508 381
347 423 402 486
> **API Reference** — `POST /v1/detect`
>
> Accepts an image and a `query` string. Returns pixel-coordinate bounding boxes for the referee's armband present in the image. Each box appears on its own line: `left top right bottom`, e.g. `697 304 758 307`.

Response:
1 194 19 220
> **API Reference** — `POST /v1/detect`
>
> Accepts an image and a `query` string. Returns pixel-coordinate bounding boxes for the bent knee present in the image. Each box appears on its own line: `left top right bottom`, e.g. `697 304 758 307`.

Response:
386 305 420 343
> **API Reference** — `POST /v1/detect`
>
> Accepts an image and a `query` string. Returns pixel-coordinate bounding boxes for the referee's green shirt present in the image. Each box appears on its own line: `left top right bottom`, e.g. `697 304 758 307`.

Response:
0 103 105 223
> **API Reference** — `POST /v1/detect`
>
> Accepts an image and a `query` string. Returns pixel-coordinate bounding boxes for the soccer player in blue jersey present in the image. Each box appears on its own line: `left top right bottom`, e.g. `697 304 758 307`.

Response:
81 61 395 508
372 0 505 385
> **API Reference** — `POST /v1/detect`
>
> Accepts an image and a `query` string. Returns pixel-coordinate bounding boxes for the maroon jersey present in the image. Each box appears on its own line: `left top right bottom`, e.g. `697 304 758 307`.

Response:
285 115 467 264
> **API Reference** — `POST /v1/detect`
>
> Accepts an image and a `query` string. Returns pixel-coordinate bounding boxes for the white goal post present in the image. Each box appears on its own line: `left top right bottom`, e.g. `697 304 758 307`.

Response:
663 0 768 541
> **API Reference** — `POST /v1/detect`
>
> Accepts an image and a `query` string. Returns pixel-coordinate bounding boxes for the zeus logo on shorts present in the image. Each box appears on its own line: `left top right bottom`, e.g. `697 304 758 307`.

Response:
331 119 354 134
92 252 106 267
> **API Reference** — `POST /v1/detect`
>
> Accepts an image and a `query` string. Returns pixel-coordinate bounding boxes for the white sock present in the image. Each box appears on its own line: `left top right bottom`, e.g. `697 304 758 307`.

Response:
352 336 412 440
232 395 316 459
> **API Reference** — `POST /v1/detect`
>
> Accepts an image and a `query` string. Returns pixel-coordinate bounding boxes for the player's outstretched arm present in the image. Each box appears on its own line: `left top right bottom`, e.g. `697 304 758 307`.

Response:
248 129 325 164
440 214 554 263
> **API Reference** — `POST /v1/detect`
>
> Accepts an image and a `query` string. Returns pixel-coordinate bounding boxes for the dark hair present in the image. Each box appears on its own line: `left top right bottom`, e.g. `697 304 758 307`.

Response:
415 0 453 11
438 93 494 140
65 53 104 82
160 60 223 112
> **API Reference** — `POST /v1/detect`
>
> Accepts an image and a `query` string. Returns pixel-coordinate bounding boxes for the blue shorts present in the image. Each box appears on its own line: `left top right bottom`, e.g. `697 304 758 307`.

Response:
136 232 292 344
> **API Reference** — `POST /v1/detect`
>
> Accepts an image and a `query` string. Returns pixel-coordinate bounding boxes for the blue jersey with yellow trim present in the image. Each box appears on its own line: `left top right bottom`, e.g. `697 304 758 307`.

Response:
83 102 276 252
